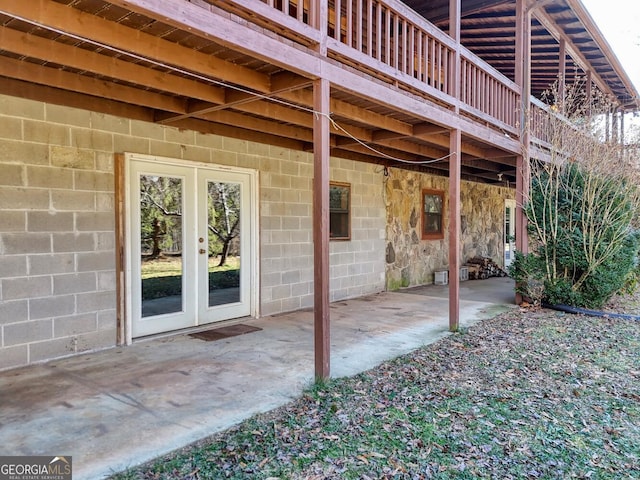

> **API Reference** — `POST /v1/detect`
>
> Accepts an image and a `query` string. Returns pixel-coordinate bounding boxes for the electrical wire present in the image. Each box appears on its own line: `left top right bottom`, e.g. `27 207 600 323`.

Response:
2 9 456 166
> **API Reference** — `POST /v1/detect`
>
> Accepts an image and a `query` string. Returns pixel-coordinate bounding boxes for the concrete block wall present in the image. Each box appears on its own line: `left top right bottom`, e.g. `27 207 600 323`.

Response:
0 94 386 369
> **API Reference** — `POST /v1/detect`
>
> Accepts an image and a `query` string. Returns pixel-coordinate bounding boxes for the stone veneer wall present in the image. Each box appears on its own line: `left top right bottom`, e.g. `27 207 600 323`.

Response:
0 94 386 370
385 168 514 290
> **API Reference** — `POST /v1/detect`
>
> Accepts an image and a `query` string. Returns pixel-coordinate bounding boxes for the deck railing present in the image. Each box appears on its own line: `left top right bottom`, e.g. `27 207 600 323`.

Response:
232 0 522 133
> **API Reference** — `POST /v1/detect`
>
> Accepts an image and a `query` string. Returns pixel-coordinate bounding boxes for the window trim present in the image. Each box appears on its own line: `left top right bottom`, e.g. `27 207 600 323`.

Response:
329 181 351 241
421 188 444 240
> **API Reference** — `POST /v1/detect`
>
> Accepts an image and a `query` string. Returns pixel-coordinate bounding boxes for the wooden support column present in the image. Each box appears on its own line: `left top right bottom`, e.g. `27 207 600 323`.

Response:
558 39 566 106
448 0 461 331
514 0 531 304
586 70 592 116
448 128 461 331
313 77 331 381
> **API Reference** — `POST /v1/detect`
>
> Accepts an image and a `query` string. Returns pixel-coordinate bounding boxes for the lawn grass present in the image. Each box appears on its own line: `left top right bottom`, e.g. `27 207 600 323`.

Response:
140 256 240 299
111 298 640 479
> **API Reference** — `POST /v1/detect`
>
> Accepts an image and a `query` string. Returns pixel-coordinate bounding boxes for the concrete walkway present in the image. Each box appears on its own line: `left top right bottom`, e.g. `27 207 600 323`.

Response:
0 278 515 479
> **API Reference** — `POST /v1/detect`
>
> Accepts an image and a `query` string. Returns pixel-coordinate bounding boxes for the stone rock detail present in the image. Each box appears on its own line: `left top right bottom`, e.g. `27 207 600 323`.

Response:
386 242 396 264
385 170 514 290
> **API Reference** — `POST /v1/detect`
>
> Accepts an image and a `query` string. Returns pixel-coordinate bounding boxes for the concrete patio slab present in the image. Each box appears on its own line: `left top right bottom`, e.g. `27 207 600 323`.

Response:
0 278 515 479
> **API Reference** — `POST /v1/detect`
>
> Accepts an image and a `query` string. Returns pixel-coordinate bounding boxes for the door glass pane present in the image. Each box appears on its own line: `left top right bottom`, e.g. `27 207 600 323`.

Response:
139 174 183 317
207 181 241 306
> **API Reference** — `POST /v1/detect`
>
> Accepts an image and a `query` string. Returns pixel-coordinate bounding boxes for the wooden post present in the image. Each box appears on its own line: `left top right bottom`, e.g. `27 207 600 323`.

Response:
558 39 566 107
448 0 461 331
514 0 531 304
313 77 331 381
448 128 461 331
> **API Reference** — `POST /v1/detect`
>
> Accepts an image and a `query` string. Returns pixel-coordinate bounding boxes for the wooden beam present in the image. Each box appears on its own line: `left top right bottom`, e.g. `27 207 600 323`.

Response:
313 78 331 381
0 0 270 92
157 74 312 124
0 27 226 105
0 76 153 122
0 56 188 114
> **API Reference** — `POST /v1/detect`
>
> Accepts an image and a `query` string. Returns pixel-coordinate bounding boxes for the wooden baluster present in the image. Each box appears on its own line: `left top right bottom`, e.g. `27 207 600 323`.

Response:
334 0 341 40
416 30 423 82
376 1 382 60
409 24 415 76
356 0 362 52
385 7 391 65
367 0 373 55
346 0 352 47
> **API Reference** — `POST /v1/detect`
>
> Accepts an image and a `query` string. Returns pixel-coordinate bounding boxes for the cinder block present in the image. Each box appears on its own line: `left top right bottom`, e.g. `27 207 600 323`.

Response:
0 299 28 324
0 345 29 371
95 232 115 251
28 211 74 232
50 146 94 170
260 299 282 316
76 212 114 232
0 164 23 186
29 337 75 363
53 272 96 295
271 174 292 189
97 310 116 331
150 141 182 159
2 275 52 300
236 154 259 170
271 284 291 300
113 135 149 154
76 327 115 351
46 104 91 127
211 149 237 166
281 296 301 312
97 271 116 291
165 126 195 144
24 121 69 146
95 152 114 172
0 140 49 165
27 166 73 189
131 120 164 140
0 211 26 232
29 294 75 320
195 131 223 149
70 129 113 152
1 233 51 255
0 256 27 278
54 312 97 337
53 233 94 253
181 145 210 163
223 137 248 153
76 290 116 313
76 251 115 272
74 170 114 192
51 190 96 211
0 94 45 120
4 318 52 346
95 193 114 212
268 145 290 160
91 112 130 134
0 187 49 210
29 254 75 275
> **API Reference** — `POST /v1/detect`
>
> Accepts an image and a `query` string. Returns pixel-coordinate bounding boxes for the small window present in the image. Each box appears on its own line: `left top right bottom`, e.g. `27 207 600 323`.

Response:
422 189 444 240
330 182 350 240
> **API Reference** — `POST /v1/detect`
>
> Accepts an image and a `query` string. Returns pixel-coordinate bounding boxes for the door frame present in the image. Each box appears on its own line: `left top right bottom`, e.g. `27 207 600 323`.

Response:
119 153 259 344
504 198 516 269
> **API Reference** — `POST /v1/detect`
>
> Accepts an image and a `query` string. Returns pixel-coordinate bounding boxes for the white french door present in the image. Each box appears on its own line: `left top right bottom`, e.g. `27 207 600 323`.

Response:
504 199 516 269
126 154 257 338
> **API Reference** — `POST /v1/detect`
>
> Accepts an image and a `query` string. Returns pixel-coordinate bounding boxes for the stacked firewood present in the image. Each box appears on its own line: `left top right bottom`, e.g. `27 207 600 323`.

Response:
465 256 509 280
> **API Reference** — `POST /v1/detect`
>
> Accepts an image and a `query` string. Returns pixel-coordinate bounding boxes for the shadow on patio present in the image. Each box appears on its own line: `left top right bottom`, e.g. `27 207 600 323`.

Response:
0 277 515 479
